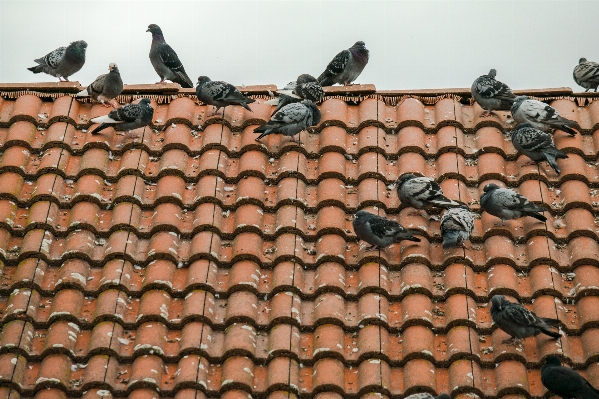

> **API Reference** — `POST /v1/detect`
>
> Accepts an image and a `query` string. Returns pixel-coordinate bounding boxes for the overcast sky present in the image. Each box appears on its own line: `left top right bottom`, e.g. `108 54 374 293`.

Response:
1 1 597 91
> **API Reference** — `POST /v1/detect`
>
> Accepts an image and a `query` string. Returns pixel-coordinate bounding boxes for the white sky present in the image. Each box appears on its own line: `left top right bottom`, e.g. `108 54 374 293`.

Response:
1 0 597 91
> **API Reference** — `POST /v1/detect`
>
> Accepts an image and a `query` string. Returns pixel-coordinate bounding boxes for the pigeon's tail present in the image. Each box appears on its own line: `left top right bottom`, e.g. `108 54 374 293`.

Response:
539 327 561 339
396 229 421 243
76 88 89 97
174 73 193 89
540 317 561 327
545 150 568 174
431 195 462 209
91 115 124 124
254 124 274 141
524 211 547 222
317 73 335 87
27 65 44 74
90 123 109 135
555 119 581 136
265 98 279 106
240 100 255 112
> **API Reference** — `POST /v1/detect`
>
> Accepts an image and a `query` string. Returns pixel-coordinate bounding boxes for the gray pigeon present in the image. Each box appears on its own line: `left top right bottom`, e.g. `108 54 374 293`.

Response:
573 58 599 92
397 174 461 213
440 205 474 249
471 69 516 117
147 24 193 88
28 40 87 81
490 295 561 345
542 355 599 399
480 183 546 225
511 123 568 174
404 394 451 399
254 100 321 142
317 41 369 86
89 98 154 136
195 76 255 117
76 63 124 108
511 96 580 136
353 210 421 251
268 74 324 115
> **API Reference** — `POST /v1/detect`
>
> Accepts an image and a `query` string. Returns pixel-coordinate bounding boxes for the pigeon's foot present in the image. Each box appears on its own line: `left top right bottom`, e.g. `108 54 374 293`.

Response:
155 79 166 84
101 102 112 108
108 100 120 109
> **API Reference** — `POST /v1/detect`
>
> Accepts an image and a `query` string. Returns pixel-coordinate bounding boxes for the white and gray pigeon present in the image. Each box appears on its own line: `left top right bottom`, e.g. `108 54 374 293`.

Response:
254 100 321 142
267 74 324 116
317 41 369 86
440 205 474 249
471 69 516 117
511 123 568 174
353 210 421 251
147 24 193 88
511 96 580 136
397 174 461 213
89 98 154 136
195 76 255 117
490 295 561 345
404 393 451 399
76 63 124 108
573 58 599 92
28 40 87 81
480 183 546 225
542 355 599 399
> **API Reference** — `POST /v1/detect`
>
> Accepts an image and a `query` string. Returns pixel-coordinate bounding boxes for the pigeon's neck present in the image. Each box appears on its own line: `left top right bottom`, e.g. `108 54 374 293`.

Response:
65 47 85 62
350 48 369 64
152 32 166 42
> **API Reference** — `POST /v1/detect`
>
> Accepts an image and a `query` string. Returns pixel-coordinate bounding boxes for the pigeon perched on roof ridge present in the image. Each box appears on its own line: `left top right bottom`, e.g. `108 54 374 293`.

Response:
440 205 474 249
471 68 516 117
196 76 255 117
511 95 580 136
397 174 461 215
254 99 321 143
77 63 124 108
269 74 324 116
480 183 547 225
573 58 599 92
28 40 87 81
317 41 369 86
353 209 421 251
89 98 154 137
147 24 193 88
511 123 568 174
541 355 599 399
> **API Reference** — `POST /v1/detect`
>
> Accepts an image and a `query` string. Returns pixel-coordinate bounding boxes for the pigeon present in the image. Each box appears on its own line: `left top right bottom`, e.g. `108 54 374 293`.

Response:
76 63 124 108
147 24 193 88
195 76 255 117
28 40 87 81
440 205 474 249
89 99 154 136
490 295 561 345
268 74 324 115
541 355 599 399
511 123 568 174
480 183 546 225
397 174 461 214
404 394 451 399
573 58 599 92
254 100 321 142
317 41 369 86
353 210 421 251
511 96 580 136
471 69 516 117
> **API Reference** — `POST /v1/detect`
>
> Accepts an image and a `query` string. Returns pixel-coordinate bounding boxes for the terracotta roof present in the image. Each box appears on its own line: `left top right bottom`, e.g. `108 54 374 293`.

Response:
0 82 598 399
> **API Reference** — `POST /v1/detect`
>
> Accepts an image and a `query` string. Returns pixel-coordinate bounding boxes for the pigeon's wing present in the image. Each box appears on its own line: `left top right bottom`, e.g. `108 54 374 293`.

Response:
37 46 66 68
159 43 192 85
576 61 599 83
475 76 515 101
442 208 473 233
211 81 251 103
271 102 308 124
110 103 144 123
493 189 531 210
505 303 542 326
296 82 325 102
515 126 554 152
520 100 561 123
323 49 351 77
88 73 107 95
203 81 229 100
369 216 403 238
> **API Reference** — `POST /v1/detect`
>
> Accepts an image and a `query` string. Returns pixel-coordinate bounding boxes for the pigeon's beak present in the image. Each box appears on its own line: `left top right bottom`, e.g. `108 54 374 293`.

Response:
146 28 150 32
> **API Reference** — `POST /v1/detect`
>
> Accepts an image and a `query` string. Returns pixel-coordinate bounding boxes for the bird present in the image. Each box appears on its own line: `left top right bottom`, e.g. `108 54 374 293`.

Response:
573 58 599 92
511 96 580 136
440 205 474 249
541 355 599 399
317 41 369 86
147 24 193 88
490 295 561 345
353 210 421 251
28 40 87 81
267 74 324 115
480 183 546 225
195 76 255 117
89 98 154 136
404 394 452 399
397 174 461 215
76 63 124 108
471 69 516 117
511 123 568 174
254 100 321 143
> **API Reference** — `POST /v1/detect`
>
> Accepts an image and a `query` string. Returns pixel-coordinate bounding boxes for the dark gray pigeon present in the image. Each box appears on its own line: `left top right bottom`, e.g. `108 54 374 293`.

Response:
490 295 561 345
89 98 154 136
542 355 599 399
511 96 580 136
404 394 451 399
511 123 568 174
574 58 599 92
28 40 87 81
76 63 124 108
353 210 421 251
254 100 321 142
317 41 369 86
471 69 516 117
147 24 193 88
397 174 461 213
267 74 324 115
440 205 474 249
196 76 255 117
480 183 546 225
